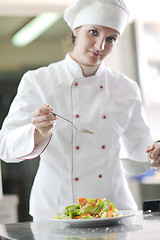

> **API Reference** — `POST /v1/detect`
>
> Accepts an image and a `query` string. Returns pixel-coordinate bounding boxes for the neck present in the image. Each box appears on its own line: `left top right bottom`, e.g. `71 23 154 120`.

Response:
80 64 99 77
69 52 99 77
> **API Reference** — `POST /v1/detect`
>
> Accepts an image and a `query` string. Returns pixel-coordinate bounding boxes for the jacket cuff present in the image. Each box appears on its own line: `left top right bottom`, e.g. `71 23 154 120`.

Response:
17 134 52 160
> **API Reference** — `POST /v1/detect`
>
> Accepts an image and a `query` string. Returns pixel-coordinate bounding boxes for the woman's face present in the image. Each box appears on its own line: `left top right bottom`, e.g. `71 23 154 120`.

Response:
71 25 119 67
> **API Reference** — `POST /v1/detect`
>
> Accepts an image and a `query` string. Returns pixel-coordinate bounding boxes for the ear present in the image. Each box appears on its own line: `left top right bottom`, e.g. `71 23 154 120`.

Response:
72 28 78 38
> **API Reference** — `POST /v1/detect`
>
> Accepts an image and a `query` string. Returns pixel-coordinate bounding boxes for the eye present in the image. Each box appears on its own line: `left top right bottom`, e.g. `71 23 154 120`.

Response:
89 29 98 36
106 36 117 44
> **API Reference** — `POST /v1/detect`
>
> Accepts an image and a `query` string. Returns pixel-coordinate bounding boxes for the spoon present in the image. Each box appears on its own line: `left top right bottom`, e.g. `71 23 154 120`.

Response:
52 112 94 134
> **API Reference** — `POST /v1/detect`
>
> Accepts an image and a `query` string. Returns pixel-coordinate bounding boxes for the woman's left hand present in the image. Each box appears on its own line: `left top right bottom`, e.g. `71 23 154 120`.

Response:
146 142 160 167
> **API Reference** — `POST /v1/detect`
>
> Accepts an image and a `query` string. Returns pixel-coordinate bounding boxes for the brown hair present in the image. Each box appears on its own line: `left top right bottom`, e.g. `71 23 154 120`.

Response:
72 32 76 44
60 33 74 54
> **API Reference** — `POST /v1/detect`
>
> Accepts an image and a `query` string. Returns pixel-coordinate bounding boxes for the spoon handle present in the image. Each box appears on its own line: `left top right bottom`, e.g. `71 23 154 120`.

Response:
52 112 74 126
52 112 94 134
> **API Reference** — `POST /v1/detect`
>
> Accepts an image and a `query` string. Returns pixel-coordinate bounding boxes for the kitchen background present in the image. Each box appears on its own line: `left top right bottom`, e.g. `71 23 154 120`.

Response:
0 0 160 223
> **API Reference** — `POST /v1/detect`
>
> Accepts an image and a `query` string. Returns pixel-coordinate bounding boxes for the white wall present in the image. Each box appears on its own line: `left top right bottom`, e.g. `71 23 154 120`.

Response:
105 23 138 82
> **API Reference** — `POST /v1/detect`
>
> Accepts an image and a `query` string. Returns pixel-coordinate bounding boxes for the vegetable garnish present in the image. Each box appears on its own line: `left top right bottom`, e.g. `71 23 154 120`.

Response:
55 197 120 219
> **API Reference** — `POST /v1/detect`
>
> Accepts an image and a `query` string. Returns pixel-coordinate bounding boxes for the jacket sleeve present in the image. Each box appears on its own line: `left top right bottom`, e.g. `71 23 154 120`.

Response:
121 85 155 163
0 71 51 163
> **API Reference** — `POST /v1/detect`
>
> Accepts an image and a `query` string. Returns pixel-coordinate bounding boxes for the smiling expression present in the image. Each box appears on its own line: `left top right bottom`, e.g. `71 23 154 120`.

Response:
71 25 119 67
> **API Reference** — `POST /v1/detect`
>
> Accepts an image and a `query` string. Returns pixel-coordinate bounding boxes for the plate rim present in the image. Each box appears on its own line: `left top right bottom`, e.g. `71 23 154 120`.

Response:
48 210 137 225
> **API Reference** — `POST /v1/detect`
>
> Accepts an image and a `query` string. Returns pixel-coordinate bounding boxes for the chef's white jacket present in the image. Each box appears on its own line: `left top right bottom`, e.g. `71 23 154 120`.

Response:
0 54 153 220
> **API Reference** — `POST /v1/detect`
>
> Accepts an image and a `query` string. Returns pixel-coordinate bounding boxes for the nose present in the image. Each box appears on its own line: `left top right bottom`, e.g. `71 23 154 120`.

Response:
94 38 105 51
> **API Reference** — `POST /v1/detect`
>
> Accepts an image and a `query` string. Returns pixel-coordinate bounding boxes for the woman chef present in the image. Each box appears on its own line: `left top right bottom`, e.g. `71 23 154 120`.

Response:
0 0 160 221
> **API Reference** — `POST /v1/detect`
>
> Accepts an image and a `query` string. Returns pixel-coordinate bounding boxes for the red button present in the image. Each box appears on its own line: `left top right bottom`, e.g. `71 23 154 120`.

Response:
102 115 106 119
74 82 78 86
100 85 104 89
101 145 105 149
75 114 79 118
99 174 102 178
75 146 79 150
75 177 79 181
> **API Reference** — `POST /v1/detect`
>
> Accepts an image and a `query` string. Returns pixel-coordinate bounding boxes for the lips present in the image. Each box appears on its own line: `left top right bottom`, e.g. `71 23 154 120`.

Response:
89 50 102 58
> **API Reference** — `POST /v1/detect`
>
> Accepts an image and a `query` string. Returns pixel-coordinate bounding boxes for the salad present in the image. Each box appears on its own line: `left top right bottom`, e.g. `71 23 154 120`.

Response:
55 197 120 219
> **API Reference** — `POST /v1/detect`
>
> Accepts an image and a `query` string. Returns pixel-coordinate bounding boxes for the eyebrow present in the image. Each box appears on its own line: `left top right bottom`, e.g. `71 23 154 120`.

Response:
111 34 119 38
90 26 100 31
90 26 119 37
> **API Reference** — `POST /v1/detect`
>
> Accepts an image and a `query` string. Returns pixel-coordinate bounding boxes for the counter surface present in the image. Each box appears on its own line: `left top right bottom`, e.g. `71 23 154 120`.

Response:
0 211 160 240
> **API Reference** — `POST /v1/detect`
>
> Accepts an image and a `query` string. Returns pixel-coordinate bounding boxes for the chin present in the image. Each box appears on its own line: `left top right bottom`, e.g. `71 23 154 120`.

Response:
88 59 101 66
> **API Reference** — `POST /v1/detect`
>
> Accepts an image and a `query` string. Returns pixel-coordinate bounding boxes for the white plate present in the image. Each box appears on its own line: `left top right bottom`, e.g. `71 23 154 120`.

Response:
48 210 137 227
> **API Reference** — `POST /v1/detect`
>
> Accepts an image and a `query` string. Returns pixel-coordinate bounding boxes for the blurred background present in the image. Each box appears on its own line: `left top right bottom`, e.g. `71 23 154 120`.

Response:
0 0 160 223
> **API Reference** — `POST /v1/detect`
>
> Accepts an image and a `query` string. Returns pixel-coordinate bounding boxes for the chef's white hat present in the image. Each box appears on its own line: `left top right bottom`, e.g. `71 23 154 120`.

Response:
64 0 130 35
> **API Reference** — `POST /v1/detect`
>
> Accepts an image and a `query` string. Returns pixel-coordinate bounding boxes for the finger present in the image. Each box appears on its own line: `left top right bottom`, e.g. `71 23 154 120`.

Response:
31 104 54 118
32 113 57 124
34 120 54 128
150 146 160 160
148 151 153 160
146 145 154 153
33 115 58 128
152 156 160 167
40 104 54 114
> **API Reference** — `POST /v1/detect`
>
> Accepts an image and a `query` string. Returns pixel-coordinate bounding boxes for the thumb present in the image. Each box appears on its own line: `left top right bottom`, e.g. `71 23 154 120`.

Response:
146 145 154 153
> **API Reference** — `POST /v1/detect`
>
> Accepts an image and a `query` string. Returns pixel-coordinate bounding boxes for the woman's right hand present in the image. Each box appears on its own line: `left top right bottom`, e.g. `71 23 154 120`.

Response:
31 104 58 145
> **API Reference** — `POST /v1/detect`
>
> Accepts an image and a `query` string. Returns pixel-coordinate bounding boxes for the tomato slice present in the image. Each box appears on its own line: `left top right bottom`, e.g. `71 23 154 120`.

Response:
73 213 91 219
78 197 88 204
105 210 114 217
109 204 114 211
